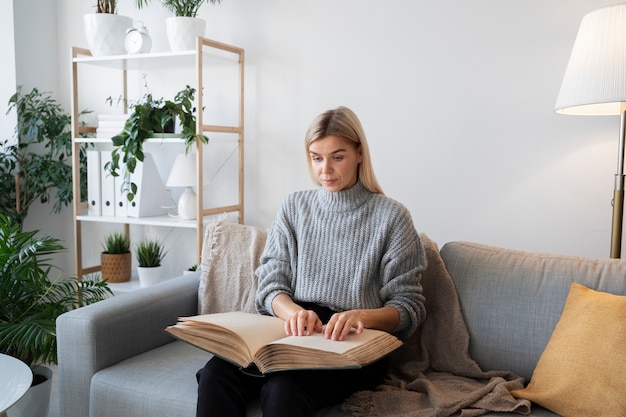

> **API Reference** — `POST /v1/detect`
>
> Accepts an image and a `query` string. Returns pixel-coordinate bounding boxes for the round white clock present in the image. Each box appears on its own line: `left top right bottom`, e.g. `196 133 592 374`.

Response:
125 21 152 54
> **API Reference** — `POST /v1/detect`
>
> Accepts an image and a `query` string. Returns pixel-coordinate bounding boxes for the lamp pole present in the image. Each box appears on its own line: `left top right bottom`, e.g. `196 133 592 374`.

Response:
610 107 626 258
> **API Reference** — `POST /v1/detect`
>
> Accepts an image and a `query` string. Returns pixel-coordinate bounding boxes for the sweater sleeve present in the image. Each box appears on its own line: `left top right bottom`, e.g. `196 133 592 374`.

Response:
379 207 427 340
255 199 296 316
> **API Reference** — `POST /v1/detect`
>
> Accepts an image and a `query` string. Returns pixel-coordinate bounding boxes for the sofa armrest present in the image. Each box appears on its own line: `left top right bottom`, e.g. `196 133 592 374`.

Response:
56 272 200 417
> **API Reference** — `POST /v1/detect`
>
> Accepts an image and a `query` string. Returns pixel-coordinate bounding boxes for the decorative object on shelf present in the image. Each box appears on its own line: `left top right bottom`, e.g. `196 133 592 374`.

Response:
555 3 626 258
165 16 206 51
167 153 197 220
0 215 111 417
105 84 208 202
183 264 198 275
136 238 167 286
101 232 132 282
124 21 152 54
0 87 89 230
84 1 132 56
134 0 222 51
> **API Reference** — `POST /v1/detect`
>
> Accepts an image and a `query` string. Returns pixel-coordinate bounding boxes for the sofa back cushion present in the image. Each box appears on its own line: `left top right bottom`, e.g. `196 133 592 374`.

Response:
199 218 267 314
439 241 626 382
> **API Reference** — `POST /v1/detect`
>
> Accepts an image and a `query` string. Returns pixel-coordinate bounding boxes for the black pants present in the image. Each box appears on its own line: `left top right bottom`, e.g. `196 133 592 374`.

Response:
195 304 388 417
196 355 387 417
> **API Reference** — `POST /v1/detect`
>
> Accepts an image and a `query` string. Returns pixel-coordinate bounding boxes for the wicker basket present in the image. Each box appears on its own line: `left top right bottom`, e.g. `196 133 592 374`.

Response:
100 252 132 283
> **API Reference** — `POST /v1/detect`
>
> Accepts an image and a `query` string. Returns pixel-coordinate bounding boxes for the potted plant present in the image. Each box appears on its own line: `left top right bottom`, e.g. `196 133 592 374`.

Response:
0 214 112 417
0 87 90 231
184 263 198 275
135 0 223 51
135 238 167 286
101 232 132 283
84 0 133 56
105 84 208 201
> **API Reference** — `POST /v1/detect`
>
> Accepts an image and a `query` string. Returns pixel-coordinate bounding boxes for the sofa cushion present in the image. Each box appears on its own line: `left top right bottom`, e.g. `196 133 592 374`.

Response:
439 241 626 382
90 340 350 417
199 217 267 314
511 283 626 417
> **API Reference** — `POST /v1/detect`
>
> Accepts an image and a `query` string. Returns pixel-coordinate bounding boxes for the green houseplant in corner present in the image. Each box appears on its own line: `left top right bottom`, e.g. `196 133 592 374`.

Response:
105 84 208 201
101 232 132 283
135 238 167 287
0 87 90 231
134 0 223 51
0 214 112 417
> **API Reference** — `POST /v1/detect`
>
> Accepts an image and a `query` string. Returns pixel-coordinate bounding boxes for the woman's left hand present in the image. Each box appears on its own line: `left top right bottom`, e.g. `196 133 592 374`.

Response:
324 310 366 341
325 306 401 341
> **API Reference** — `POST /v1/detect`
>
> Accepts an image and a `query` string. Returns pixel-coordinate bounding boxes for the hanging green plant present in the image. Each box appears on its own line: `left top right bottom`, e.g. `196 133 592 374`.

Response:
105 84 208 201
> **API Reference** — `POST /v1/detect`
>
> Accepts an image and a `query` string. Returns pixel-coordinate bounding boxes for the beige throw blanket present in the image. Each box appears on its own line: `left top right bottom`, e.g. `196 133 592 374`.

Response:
342 234 531 416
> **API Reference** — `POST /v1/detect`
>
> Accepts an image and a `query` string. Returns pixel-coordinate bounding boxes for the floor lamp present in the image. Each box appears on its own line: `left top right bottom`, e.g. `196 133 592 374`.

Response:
555 4 626 259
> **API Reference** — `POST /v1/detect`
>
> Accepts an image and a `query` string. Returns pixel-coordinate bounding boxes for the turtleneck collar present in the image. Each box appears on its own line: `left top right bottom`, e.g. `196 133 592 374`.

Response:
316 181 372 213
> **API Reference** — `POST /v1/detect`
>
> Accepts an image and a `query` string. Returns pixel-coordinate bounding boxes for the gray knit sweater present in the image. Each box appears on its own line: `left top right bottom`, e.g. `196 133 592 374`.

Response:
255 182 427 340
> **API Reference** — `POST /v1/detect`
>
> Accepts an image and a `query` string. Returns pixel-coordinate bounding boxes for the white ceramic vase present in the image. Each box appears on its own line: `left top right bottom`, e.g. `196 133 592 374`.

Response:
165 16 206 51
84 13 133 56
7 365 52 417
137 266 164 287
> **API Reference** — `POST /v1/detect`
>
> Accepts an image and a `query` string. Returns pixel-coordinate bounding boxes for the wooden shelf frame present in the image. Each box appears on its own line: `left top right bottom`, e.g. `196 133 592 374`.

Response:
70 37 245 278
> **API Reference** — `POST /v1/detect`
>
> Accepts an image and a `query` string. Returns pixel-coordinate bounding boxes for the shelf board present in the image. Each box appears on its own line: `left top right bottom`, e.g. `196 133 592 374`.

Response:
77 213 199 228
74 135 240 144
73 46 238 71
73 50 198 70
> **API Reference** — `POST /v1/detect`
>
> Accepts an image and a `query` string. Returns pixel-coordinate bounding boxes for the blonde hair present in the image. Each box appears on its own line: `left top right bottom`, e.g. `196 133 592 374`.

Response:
304 106 384 194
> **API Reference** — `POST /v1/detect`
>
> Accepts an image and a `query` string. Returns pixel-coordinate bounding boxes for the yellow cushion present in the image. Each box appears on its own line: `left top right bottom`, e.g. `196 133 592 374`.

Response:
511 282 626 417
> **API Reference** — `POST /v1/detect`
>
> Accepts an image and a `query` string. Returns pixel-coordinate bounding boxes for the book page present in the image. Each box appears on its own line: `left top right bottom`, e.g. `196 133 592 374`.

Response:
181 311 287 356
271 327 388 354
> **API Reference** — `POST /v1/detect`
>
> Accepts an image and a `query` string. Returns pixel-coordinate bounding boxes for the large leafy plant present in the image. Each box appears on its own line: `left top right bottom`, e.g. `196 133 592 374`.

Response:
135 0 222 17
0 215 112 368
0 87 89 230
105 84 207 201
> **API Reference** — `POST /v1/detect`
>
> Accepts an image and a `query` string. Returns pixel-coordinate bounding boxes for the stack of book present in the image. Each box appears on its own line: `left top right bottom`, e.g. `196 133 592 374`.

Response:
96 114 127 139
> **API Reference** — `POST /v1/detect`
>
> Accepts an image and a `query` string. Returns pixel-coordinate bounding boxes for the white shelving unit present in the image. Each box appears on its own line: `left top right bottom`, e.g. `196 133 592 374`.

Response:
70 38 244 278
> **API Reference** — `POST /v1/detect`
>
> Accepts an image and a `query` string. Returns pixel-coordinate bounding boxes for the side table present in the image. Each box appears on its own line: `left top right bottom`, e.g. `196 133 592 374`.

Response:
0 353 32 417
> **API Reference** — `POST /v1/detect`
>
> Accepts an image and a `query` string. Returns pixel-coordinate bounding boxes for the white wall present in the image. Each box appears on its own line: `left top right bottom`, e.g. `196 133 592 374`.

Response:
17 0 626 278
0 1 16 144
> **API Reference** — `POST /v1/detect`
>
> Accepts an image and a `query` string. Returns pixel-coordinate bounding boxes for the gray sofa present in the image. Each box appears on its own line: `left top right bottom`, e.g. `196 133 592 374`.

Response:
57 236 626 417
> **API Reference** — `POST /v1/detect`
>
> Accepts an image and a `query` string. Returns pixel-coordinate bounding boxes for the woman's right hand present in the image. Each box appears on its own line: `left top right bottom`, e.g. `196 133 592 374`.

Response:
284 309 323 336
272 293 323 336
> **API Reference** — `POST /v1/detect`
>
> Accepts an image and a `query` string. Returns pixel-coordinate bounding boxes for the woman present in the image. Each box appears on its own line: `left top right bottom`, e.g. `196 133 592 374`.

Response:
196 106 427 417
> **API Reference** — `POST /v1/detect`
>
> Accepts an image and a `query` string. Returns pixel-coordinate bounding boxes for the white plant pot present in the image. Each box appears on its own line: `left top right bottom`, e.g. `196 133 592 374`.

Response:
165 16 206 51
137 266 165 287
7 365 52 417
84 13 133 56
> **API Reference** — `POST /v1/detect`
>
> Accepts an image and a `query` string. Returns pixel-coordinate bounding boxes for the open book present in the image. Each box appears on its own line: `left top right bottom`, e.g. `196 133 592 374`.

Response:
165 311 403 374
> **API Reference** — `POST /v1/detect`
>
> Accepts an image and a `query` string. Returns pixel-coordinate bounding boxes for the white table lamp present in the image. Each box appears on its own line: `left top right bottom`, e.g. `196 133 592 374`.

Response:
555 4 626 258
166 154 197 220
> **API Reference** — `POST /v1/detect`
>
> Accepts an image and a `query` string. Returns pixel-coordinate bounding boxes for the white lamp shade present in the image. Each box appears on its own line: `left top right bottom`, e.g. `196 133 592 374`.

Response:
555 4 626 115
167 153 196 188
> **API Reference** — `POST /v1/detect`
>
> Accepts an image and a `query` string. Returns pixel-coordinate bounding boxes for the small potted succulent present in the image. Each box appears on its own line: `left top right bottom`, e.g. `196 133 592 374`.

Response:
101 232 132 283
135 238 167 287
